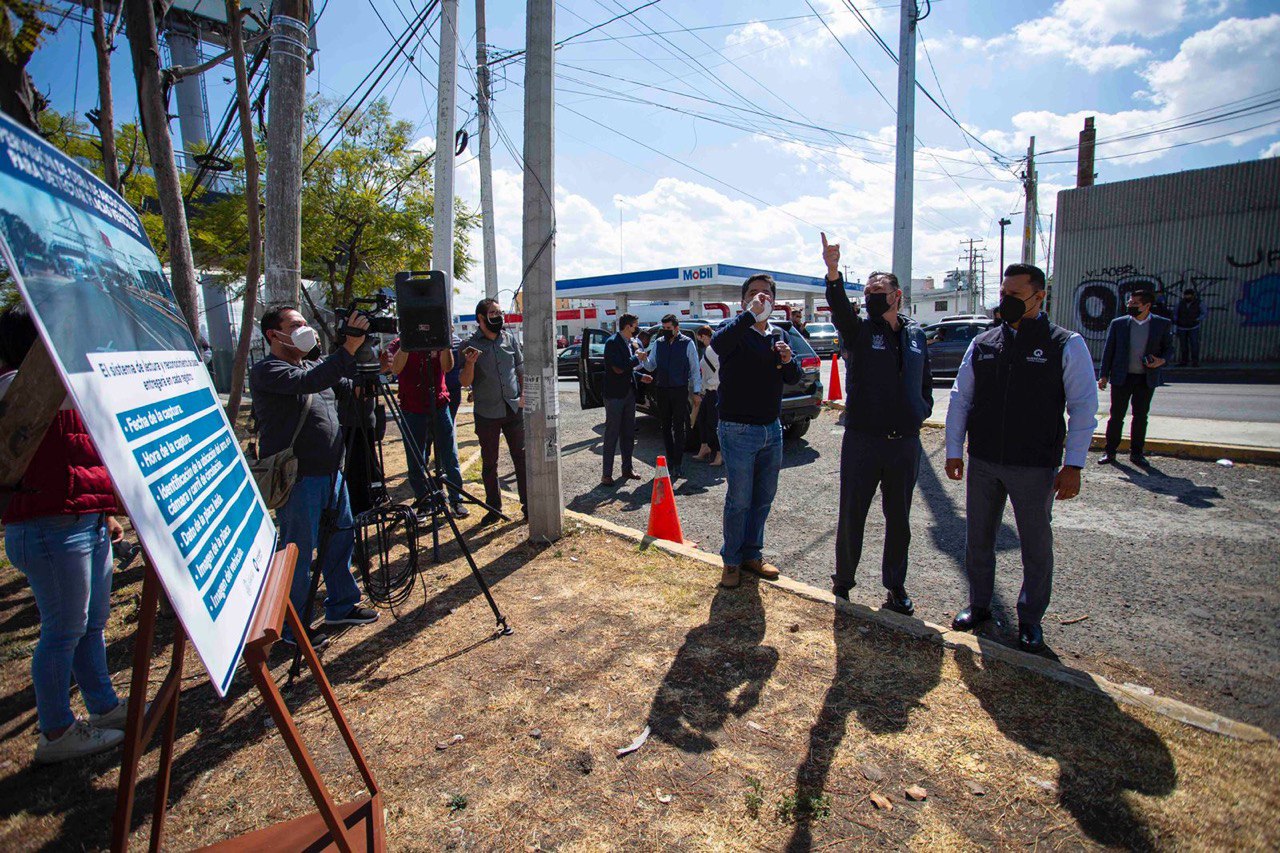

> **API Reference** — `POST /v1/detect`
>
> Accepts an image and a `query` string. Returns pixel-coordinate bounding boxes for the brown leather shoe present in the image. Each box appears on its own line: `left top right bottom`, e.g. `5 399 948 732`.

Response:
719 565 741 588
742 558 780 580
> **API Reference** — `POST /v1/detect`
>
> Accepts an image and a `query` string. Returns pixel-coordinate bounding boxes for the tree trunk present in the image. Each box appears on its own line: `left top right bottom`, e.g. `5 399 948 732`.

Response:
223 0 262 422
124 0 203 339
90 0 120 192
0 5 48 132
341 224 364 305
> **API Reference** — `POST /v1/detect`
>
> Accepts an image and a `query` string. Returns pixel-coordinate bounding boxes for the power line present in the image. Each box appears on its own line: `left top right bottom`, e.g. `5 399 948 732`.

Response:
487 0 665 67
1037 117 1280 164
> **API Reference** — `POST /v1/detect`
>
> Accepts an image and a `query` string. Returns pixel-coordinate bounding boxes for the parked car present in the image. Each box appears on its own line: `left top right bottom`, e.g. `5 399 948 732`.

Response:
924 319 995 377
804 321 840 357
578 322 825 441
557 344 581 378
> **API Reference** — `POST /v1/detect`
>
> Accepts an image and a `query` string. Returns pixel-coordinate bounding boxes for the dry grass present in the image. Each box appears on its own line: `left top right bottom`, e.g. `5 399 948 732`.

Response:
1 421 1277 850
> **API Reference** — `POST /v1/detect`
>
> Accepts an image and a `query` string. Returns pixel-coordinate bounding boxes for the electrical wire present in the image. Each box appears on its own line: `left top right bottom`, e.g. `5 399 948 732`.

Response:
1037 117 1280 164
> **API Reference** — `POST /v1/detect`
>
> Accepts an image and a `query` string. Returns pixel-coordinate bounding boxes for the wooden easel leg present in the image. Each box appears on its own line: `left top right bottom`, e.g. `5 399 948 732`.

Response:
243 643 357 853
147 625 185 853
111 568 161 852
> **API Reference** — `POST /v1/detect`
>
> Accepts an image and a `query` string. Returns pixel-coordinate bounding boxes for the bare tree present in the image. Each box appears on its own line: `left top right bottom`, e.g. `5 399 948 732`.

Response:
123 0 202 338
90 0 123 192
224 0 262 422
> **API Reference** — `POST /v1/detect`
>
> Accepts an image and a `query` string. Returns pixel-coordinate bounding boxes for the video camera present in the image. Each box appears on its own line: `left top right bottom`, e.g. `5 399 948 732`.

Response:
336 294 397 374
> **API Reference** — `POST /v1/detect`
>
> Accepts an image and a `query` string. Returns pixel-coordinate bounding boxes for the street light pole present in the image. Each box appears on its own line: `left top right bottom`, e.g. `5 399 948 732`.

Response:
891 0 918 313
998 216 1011 280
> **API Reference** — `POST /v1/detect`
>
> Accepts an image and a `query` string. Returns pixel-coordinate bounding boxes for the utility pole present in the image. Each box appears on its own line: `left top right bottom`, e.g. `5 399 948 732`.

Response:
476 0 499 300
522 0 563 542
891 0 918 313
433 0 459 315
1076 116 1096 188
124 0 202 338
960 238 983 313
264 0 310 307
1022 136 1038 267
997 216 1011 280
978 254 988 313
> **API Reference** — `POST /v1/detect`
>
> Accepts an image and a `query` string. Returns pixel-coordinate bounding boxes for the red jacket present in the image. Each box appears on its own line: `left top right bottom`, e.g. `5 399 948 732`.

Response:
388 339 449 415
3 406 119 524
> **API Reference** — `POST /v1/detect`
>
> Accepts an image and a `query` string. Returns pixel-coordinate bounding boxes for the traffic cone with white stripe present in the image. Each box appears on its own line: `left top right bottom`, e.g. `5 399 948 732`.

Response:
646 455 685 544
827 352 843 402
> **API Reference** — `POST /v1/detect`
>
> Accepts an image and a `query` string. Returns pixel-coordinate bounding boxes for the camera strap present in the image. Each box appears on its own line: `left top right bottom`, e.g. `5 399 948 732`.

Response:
288 394 313 452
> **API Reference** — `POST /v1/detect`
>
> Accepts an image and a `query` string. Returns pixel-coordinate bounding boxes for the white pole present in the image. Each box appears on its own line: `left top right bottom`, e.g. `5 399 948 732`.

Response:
433 0 459 316
522 0 563 541
475 0 498 300
891 0 918 311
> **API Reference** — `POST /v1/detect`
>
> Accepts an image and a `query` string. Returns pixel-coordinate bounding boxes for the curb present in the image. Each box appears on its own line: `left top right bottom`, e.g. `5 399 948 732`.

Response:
822 401 1280 465
550 500 1274 744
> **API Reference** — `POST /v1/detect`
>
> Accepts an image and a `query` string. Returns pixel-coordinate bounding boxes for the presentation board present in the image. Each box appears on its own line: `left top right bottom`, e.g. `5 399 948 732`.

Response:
0 112 275 696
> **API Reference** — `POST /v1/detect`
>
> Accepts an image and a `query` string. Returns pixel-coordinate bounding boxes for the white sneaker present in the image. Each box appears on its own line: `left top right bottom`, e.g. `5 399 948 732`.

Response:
89 700 144 730
34 720 125 765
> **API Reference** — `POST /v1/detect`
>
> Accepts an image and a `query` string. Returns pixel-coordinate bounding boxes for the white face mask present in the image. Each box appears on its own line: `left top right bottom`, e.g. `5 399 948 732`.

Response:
747 295 773 322
284 325 318 353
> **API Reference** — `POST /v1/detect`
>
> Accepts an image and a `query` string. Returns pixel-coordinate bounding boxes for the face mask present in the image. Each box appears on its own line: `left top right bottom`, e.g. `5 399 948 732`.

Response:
865 292 892 317
1126 305 1144 317
284 326 318 353
664 328 676 340
748 296 773 322
486 315 505 332
998 294 1030 324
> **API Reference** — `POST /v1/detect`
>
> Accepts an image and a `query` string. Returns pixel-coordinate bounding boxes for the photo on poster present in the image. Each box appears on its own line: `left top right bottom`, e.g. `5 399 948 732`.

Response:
0 115 276 697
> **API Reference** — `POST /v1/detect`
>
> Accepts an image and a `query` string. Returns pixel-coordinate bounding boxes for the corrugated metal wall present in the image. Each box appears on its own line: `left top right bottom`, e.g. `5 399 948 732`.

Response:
1050 157 1280 365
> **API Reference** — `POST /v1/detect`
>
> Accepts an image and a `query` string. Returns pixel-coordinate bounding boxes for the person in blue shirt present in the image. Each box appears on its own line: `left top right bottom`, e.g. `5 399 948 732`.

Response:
641 314 702 478
711 274 802 590
943 264 1098 654
600 313 652 486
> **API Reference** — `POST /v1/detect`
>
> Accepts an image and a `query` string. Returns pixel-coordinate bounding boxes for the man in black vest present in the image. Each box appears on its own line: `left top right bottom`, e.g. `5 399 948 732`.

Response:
821 234 933 614
944 264 1098 653
641 314 702 478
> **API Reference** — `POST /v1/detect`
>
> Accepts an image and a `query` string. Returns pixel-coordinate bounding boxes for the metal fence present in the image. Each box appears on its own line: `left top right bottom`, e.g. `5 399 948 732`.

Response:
1049 157 1280 366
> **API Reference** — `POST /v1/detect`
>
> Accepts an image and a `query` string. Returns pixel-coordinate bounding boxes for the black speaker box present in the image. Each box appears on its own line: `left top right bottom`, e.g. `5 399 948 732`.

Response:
395 270 450 351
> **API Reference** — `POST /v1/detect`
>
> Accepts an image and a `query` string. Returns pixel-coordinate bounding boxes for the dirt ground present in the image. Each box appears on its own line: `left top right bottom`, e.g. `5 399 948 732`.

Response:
2 490 1278 850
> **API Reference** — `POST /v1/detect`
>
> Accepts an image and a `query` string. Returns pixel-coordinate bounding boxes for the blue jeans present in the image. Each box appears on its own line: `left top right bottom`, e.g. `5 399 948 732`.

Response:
6 513 120 734
402 407 464 506
276 473 362 633
718 420 783 567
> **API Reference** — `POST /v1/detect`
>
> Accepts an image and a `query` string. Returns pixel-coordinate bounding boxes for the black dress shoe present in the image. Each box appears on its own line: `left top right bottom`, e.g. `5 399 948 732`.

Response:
479 510 504 526
883 587 914 616
1018 623 1046 654
951 606 992 632
1129 453 1150 467
832 584 851 601
1098 452 1116 465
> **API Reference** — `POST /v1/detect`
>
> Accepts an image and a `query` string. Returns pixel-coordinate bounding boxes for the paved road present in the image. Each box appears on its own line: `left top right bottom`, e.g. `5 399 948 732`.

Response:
488 378 1280 734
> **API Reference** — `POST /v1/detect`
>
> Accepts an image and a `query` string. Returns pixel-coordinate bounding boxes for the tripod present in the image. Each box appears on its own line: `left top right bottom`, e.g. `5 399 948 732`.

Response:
287 360 512 686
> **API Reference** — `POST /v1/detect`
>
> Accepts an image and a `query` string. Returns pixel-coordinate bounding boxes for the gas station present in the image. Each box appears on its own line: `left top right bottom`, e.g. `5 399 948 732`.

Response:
554 263 863 325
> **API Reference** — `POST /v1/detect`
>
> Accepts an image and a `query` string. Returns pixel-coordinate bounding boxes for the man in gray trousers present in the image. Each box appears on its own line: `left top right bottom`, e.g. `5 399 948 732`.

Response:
944 264 1098 653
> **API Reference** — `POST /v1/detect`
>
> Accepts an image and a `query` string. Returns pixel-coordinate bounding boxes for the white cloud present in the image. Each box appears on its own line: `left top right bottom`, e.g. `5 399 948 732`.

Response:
1263 141 1280 159
979 14 1280 165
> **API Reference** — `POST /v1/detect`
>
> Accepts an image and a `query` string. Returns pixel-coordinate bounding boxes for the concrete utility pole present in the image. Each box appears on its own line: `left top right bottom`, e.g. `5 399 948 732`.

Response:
960 238 983 313
476 0 499 300
264 0 310 307
891 0 918 312
433 0 460 316
1077 116 1096 188
522 0 563 542
1022 136 1038 267
997 216 1011 280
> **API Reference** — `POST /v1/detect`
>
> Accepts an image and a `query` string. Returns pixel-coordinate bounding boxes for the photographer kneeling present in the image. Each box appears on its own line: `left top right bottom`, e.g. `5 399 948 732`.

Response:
250 307 378 646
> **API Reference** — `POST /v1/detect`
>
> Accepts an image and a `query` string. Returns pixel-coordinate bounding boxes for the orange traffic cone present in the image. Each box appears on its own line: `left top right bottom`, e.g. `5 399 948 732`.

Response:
827 352 843 402
646 455 685 544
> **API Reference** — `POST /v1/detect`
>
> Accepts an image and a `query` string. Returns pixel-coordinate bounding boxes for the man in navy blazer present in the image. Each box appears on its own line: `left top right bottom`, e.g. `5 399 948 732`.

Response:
1098 289 1173 466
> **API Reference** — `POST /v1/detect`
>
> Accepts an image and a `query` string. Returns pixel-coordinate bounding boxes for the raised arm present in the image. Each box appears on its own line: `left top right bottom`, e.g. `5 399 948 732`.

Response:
254 348 357 396
821 232 861 343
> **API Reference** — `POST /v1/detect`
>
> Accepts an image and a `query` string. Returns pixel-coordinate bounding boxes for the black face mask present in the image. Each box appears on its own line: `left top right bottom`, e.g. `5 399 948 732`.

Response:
485 315 505 332
865 292 892 317
664 329 676 340
1183 296 1195 303
1126 305 1144 317
998 293 1032 324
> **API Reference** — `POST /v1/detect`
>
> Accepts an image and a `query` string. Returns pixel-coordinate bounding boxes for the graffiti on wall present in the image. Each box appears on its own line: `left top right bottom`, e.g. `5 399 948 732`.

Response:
1071 246 1280 341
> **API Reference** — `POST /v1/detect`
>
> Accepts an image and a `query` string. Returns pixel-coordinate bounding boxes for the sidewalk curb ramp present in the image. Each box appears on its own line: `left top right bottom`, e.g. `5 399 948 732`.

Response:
821 401 1280 466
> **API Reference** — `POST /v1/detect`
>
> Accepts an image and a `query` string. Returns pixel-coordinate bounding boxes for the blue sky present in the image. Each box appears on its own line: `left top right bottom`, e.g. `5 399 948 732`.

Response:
29 0 1280 309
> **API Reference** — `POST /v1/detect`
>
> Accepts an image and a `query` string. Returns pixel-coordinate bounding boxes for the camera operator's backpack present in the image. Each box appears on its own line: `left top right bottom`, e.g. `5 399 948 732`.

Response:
249 395 311 509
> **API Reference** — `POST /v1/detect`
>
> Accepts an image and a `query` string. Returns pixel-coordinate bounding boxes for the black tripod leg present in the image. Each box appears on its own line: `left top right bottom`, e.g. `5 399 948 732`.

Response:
439 505 512 635
286 556 324 687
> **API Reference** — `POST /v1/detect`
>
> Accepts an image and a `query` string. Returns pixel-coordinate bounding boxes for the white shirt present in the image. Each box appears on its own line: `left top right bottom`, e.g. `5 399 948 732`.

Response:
944 319 1099 468
700 345 720 391
641 333 703 394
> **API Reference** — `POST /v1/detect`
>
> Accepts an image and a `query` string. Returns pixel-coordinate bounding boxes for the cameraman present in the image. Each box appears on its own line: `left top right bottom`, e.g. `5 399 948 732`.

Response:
250 307 379 644
387 337 467 517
